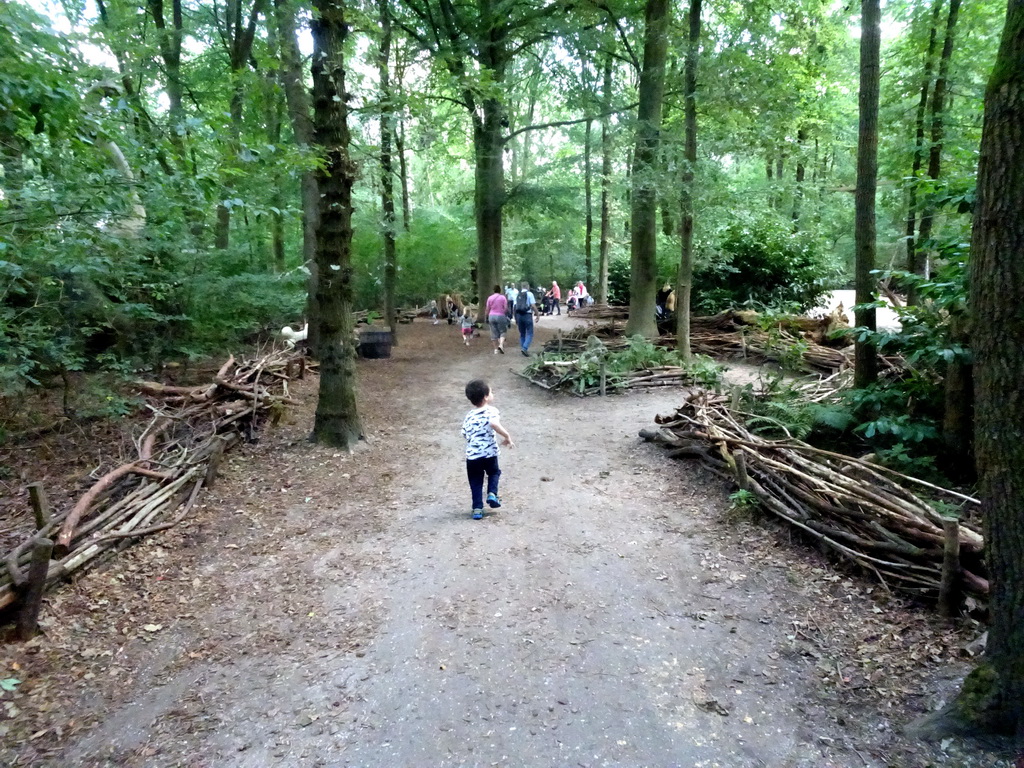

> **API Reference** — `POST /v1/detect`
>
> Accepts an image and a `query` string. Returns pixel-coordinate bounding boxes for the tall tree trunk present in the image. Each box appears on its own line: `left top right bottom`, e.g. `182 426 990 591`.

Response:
599 52 613 305
675 0 700 361
854 0 881 389
915 0 962 285
274 0 321 351
932 0 1024 736
147 0 187 165
792 126 807 229
584 117 593 289
906 0 943 297
310 0 362 448
774 151 785 210
469 0 508 305
264 19 286 272
396 120 411 231
474 95 505 304
378 0 398 342
625 0 669 338
214 0 266 250
394 58 411 231
941 314 973 474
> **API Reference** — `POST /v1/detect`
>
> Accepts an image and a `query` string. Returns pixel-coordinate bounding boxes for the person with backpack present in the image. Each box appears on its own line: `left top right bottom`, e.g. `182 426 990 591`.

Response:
512 281 538 356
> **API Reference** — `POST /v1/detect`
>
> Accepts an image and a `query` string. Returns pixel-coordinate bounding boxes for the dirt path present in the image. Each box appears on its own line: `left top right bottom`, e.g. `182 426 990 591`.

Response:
1 318 1001 767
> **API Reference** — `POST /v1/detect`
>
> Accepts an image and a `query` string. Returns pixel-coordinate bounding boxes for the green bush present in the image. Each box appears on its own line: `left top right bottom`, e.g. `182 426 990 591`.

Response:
694 218 840 313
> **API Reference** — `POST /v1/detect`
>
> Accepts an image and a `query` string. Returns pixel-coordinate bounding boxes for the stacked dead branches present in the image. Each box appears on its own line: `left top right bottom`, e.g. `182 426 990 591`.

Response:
640 390 986 602
518 361 700 396
1 349 301 616
542 311 897 375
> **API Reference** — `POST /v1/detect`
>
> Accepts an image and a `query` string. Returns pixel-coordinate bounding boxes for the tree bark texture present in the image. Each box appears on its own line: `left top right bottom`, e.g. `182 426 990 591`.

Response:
584 118 593 289
853 0 881 389
625 0 670 339
675 0 700 362
310 0 363 449
958 0 1024 734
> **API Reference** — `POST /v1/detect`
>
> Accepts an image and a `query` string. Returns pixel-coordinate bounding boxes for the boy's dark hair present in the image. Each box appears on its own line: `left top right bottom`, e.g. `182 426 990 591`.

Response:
465 379 490 407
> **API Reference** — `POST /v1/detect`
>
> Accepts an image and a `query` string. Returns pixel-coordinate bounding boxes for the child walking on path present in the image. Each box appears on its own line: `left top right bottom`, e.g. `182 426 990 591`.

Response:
461 379 514 519
459 309 475 345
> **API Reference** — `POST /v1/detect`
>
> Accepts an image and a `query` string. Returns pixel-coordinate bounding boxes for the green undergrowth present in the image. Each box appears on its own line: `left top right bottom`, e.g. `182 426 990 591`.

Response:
732 373 951 484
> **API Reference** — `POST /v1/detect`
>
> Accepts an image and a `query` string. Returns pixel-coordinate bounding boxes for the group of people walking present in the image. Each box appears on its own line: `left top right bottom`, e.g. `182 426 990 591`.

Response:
432 278 592 357
484 282 538 357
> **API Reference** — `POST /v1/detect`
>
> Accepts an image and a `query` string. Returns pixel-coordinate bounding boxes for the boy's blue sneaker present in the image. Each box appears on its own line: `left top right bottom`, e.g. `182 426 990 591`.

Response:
472 509 484 520
486 493 502 509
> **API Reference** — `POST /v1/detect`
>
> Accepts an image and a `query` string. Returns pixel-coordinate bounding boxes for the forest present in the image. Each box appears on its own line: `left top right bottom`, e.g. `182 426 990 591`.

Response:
2 0 1024 747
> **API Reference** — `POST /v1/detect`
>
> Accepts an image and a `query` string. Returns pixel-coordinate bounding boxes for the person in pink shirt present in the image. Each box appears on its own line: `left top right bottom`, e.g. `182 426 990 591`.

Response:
484 284 509 354
546 281 561 315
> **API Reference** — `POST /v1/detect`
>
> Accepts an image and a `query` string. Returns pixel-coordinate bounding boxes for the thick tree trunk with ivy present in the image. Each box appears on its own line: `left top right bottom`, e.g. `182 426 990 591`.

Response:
598 52 613 305
675 0 700 362
906 0 942 295
378 0 398 342
915 0 962 289
918 0 1024 736
853 0 880 389
310 0 363 449
625 0 669 339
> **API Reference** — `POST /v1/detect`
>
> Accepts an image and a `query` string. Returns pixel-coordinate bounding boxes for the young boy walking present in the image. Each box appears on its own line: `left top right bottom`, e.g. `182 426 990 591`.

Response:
461 379 514 519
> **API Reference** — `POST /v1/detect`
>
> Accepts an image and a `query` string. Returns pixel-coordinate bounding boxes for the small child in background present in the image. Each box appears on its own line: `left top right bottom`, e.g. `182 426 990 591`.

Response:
430 299 439 324
461 379 514 519
459 309 475 345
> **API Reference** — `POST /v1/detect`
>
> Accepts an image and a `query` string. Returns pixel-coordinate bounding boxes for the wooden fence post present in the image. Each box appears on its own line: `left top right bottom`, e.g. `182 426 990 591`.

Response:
28 483 51 529
16 537 54 641
938 517 961 618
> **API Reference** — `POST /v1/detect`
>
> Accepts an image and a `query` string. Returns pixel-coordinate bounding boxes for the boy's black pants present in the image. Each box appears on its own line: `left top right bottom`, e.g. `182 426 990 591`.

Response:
466 456 501 509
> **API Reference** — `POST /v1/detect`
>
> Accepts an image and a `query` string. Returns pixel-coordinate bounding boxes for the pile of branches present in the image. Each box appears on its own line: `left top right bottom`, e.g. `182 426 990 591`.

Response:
1 349 300 617
520 335 717 396
640 390 986 603
570 303 629 321
520 360 699 396
543 312 896 375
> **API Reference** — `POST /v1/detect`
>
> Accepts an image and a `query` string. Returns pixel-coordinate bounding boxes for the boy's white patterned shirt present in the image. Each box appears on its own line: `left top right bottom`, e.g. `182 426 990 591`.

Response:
462 406 499 459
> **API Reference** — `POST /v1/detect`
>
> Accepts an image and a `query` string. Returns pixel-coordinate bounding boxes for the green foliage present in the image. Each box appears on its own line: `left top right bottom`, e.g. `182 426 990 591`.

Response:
694 218 841 313
728 488 759 512
607 256 631 305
